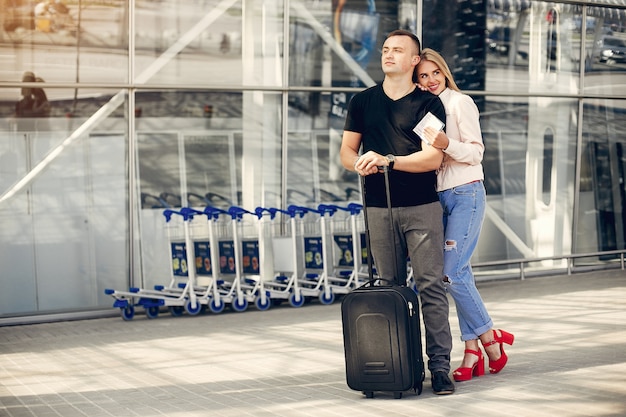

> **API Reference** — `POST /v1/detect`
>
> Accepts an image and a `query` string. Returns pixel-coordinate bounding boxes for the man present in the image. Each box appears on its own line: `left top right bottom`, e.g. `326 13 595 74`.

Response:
15 71 36 118
340 29 455 395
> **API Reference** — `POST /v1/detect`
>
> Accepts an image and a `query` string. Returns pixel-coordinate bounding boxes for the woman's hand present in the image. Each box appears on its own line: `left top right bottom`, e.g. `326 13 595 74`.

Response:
423 126 449 150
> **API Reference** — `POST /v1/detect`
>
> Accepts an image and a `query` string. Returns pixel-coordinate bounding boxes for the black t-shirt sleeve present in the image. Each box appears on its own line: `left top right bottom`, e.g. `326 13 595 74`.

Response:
343 92 363 133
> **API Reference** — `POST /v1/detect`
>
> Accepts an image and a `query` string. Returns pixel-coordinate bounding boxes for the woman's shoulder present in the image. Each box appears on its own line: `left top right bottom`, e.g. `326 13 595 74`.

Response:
444 89 477 110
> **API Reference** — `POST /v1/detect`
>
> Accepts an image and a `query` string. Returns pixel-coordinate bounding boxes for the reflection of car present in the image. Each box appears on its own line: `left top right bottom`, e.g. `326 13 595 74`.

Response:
487 27 511 55
598 36 626 64
487 27 528 60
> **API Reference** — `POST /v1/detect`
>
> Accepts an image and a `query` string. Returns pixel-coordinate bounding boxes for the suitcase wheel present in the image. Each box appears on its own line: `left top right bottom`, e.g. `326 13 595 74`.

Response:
393 392 402 399
363 391 374 399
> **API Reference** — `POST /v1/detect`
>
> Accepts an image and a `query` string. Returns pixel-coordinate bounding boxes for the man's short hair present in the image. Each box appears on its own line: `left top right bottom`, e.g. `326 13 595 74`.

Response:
386 29 421 55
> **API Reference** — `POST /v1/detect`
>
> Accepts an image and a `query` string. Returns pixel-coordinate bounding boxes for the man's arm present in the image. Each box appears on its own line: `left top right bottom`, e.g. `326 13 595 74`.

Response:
340 130 362 172
391 143 443 173
342 129 443 175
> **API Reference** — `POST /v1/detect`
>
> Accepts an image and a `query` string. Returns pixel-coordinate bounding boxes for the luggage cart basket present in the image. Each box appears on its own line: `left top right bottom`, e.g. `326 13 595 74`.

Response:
288 204 335 305
104 208 200 320
179 206 231 314
227 206 272 311
208 206 258 313
319 203 366 295
254 206 307 308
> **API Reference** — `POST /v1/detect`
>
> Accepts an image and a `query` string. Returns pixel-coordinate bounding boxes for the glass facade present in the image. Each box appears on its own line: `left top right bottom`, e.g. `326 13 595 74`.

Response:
1 0 625 319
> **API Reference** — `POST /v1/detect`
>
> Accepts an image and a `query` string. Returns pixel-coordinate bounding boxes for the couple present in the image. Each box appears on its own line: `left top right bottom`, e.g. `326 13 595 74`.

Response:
340 29 514 395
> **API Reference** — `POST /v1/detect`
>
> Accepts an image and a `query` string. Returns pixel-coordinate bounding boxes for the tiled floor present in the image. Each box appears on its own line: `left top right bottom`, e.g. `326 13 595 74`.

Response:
1 269 626 417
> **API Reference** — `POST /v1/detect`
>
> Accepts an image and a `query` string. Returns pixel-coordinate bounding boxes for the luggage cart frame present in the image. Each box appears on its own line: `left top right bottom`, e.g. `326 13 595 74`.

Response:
288 205 335 305
254 207 307 308
104 209 201 320
319 203 367 295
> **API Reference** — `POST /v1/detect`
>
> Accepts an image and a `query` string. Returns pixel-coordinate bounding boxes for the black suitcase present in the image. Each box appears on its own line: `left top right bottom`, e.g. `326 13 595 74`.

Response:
341 281 424 398
341 167 425 399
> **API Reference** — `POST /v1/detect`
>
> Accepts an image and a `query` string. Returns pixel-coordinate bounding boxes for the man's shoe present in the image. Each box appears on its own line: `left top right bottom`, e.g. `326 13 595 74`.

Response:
431 371 455 395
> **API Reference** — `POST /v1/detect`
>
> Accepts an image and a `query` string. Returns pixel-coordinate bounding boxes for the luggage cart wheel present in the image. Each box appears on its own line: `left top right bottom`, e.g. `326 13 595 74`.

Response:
209 298 226 314
169 306 184 317
120 305 135 321
185 300 202 316
145 306 159 319
231 297 248 313
319 290 335 305
288 292 305 308
255 295 271 311
363 391 374 399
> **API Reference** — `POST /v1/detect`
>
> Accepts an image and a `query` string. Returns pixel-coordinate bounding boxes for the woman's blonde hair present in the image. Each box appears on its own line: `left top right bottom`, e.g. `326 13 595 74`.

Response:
418 48 460 92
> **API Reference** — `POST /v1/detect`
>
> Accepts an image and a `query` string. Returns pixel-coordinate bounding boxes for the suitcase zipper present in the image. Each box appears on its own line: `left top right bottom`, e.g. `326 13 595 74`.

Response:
408 301 414 317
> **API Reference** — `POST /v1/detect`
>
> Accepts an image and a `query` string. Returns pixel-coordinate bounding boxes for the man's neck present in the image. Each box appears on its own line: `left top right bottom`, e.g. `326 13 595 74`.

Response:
382 78 416 101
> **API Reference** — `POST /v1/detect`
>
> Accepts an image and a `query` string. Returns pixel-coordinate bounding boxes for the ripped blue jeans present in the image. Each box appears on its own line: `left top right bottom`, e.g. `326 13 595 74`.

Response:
439 180 493 341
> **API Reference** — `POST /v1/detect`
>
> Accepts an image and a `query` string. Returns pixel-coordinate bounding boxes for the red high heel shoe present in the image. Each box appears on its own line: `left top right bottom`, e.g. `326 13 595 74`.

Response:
452 349 484 382
482 329 514 374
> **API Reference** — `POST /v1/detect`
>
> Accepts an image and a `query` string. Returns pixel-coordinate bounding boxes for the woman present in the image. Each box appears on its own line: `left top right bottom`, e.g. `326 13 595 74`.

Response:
416 48 514 382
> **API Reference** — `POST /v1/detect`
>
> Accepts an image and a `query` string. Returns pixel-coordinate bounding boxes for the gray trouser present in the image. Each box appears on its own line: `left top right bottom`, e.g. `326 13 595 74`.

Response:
367 202 452 373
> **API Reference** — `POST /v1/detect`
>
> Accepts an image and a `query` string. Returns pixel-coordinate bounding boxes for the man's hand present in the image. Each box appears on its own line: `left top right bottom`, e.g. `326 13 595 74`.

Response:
354 151 388 176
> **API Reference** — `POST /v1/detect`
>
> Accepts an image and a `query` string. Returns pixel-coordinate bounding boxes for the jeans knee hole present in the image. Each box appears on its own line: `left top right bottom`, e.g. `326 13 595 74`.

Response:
444 240 456 251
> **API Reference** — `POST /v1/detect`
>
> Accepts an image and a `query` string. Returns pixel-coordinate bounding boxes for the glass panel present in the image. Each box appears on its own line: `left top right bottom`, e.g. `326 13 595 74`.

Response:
1 1 128 84
289 0 417 90
478 96 528 266
423 0 488 91
583 6 626 96
476 95 578 274
135 89 282 290
0 87 128 313
576 98 626 259
286 89 360 207
481 1 582 94
136 0 284 87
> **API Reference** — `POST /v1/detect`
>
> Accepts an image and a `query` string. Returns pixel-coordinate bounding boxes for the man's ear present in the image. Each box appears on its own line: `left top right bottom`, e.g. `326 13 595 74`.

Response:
413 55 421 65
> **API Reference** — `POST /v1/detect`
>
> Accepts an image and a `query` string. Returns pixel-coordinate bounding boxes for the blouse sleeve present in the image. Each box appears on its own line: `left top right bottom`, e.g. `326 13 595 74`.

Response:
444 93 484 165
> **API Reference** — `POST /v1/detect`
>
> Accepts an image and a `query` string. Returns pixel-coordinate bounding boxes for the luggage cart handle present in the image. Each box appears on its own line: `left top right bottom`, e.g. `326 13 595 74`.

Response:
287 205 319 218
318 203 363 216
254 207 290 220
346 202 363 215
178 206 224 221
317 204 338 217
163 208 194 222
203 206 229 220
228 205 255 221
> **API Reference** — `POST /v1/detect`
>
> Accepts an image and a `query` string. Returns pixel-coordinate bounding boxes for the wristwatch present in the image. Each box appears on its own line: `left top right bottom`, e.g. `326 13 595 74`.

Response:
385 154 396 170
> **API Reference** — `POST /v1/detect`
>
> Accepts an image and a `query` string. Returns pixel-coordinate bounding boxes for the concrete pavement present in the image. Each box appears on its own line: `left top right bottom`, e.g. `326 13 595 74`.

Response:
1 269 625 417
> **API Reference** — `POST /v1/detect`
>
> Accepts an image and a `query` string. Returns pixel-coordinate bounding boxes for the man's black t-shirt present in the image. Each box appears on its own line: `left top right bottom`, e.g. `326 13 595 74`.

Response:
344 84 447 208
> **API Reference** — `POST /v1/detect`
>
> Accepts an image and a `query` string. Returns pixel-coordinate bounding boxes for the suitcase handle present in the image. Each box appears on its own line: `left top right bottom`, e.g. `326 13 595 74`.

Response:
360 166 400 285
356 277 396 289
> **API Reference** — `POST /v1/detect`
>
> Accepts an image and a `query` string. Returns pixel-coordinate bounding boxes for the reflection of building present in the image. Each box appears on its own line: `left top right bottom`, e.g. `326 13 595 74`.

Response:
1 0 626 323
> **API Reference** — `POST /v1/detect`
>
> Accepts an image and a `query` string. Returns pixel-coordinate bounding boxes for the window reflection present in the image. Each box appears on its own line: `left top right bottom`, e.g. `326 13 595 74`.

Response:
578 99 626 254
4 0 626 319
542 128 554 205
584 6 626 96
0 87 127 312
1 0 128 83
